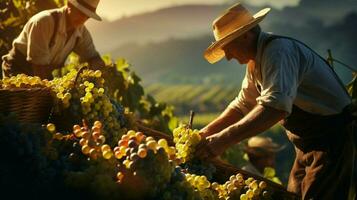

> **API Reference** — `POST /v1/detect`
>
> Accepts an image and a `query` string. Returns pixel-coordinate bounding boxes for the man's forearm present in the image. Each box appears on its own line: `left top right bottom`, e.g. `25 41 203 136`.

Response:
200 106 244 137
218 105 288 146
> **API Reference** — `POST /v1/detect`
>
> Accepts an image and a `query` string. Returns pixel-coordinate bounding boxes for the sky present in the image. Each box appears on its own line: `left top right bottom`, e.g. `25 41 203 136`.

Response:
95 0 300 21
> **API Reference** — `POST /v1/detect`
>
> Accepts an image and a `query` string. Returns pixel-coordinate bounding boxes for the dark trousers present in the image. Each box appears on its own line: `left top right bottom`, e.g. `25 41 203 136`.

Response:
286 126 355 200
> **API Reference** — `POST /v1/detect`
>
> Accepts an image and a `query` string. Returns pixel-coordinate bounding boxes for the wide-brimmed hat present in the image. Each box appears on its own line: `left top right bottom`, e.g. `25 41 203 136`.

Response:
204 3 270 64
244 136 285 156
68 0 102 21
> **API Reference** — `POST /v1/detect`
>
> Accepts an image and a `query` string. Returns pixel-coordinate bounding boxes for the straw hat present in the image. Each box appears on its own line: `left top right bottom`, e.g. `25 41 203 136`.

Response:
204 3 270 64
68 0 102 21
244 136 285 156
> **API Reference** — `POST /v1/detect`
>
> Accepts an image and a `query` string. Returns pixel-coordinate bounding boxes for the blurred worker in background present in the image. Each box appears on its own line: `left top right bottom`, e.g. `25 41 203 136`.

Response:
1 0 105 79
242 136 284 176
195 3 356 200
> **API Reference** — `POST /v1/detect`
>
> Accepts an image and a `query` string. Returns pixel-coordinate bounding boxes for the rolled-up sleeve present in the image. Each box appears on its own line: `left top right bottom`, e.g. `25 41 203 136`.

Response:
73 27 100 62
228 65 260 115
256 49 299 114
26 17 53 65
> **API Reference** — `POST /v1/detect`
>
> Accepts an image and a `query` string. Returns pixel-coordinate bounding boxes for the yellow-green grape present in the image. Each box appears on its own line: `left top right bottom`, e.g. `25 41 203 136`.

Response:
145 136 155 142
127 130 136 137
167 146 176 156
46 123 56 132
259 181 267 189
135 132 145 142
73 124 80 130
54 132 63 140
118 139 128 147
246 189 254 198
236 173 244 180
253 188 261 196
249 180 258 190
92 131 101 140
146 141 157 151
89 148 98 159
211 182 219 190
81 145 91 155
114 150 124 159
123 159 131 169
103 150 113 159
73 125 81 136
138 148 147 158
101 144 111 152
158 139 168 148
97 135 106 144
245 177 254 185
79 138 88 146
240 193 248 200
93 120 102 128
119 146 127 155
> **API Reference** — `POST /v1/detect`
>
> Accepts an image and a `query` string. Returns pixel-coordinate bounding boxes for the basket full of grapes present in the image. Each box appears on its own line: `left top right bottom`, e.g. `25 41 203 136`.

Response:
0 75 53 123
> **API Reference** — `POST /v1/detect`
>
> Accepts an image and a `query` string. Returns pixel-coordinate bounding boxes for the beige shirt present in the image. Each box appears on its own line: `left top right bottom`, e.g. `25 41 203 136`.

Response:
229 32 351 116
11 7 99 66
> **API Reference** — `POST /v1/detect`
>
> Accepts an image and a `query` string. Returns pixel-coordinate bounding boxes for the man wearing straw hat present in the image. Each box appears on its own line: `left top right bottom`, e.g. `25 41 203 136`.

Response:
195 3 356 199
242 136 284 178
1 0 104 79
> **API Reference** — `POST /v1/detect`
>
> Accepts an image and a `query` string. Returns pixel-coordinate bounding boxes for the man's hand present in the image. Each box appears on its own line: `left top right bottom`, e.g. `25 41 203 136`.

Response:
195 105 288 161
195 132 230 160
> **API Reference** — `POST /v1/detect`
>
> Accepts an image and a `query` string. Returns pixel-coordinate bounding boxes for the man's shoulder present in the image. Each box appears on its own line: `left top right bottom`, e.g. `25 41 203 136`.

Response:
263 34 295 54
28 8 63 25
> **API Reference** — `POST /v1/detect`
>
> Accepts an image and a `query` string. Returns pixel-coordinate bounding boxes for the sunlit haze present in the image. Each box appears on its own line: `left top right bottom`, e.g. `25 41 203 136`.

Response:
95 0 300 21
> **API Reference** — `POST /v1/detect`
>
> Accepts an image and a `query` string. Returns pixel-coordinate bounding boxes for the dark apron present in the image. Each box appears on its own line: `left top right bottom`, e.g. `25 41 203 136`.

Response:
283 105 354 200
260 35 356 199
1 11 60 78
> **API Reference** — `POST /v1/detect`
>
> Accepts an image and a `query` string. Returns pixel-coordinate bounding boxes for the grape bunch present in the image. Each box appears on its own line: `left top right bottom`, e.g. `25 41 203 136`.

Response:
185 173 219 199
211 173 271 200
0 74 47 88
0 114 76 199
114 131 176 186
173 124 202 163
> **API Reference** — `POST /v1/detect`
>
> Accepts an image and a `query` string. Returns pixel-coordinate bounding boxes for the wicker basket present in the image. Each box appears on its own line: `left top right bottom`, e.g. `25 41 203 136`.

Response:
0 87 53 124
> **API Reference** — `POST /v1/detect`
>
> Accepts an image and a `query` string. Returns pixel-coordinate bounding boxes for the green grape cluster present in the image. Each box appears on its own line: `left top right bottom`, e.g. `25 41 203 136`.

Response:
67 69 126 145
173 124 202 163
185 173 219 199
211 173 271 200
0 74 46 88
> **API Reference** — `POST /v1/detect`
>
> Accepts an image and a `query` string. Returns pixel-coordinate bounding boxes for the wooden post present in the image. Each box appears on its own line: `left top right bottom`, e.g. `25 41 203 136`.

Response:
188 110 195 129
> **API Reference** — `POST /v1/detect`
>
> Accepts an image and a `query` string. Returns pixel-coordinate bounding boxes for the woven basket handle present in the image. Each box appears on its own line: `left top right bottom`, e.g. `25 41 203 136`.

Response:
73 66 89 86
